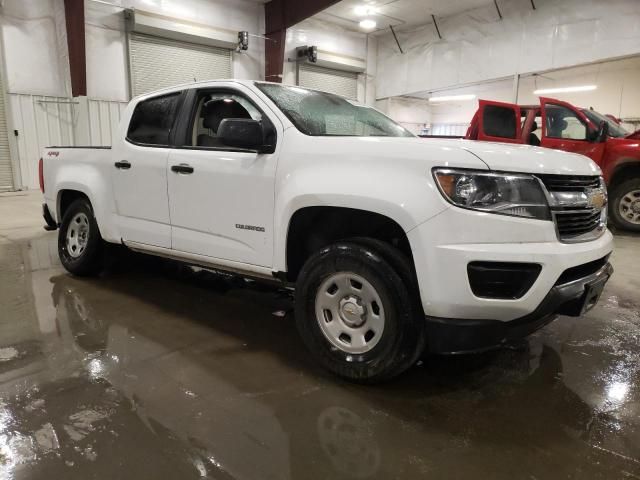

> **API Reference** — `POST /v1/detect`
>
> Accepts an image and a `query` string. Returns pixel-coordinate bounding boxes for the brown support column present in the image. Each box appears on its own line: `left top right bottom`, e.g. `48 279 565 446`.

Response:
264 0 341 82
265 29 286 82
64 0 86 97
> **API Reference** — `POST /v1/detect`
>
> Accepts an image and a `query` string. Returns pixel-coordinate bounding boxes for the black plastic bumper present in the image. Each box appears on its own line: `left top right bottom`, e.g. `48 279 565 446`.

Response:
425 261 613 354
43 203 57 231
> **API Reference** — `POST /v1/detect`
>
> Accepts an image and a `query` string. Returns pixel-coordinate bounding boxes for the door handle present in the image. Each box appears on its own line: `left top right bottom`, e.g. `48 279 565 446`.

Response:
171 164 194 174
114 160 131 170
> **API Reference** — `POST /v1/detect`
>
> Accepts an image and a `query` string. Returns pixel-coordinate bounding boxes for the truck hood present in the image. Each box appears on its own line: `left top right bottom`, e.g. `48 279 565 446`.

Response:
625 129 640 140
425 138 601 176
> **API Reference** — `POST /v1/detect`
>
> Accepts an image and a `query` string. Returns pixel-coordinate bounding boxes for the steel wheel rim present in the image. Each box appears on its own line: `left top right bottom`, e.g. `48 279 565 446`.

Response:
66 213 90 258
314 272 385 355
618 189 640 225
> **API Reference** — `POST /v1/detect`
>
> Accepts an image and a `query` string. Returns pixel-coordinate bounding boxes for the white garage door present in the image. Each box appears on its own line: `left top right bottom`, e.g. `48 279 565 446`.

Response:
298 63 358 100
0 65 13 191
129 33 232 97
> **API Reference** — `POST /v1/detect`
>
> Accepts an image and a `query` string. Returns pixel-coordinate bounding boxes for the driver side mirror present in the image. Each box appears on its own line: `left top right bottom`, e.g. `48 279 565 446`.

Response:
217 118 272 152
589 120 609 143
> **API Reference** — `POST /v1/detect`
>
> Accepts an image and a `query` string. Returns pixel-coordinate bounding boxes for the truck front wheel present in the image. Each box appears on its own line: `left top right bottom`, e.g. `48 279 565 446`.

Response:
295 242 425 383
610 178 640 232
58 198 104 276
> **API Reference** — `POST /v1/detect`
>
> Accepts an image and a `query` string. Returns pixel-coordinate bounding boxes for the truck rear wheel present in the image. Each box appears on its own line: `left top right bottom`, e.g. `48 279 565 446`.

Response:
58 198 104 276
610 178 640 232
295 241 425 383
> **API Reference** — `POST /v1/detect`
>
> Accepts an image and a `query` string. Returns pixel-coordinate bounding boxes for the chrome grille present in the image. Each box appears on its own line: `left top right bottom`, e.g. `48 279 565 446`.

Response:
536 174 601 192
536 174 606 242
553 208 602 238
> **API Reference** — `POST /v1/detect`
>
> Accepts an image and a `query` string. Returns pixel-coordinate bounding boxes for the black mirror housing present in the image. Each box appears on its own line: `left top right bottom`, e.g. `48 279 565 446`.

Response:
596 120 609 143
217 118 266 151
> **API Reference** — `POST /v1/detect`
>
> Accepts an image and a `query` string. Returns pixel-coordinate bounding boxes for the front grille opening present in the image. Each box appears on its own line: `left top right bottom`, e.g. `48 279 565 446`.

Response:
554 208 602 238
537 174 604 241
555 255 609 286
536 174 601 192
468 262 542 299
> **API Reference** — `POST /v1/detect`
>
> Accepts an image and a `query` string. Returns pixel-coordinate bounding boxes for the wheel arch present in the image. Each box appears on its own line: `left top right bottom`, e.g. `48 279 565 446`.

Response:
284 205 414 282
608 160 640 189
57 189 92 222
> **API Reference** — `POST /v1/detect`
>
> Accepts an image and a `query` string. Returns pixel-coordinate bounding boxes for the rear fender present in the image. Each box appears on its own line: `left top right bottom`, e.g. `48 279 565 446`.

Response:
51 163 118 242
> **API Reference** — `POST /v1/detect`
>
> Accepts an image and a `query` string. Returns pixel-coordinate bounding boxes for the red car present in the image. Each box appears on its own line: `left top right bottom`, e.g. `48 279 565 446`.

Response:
466 98 640 231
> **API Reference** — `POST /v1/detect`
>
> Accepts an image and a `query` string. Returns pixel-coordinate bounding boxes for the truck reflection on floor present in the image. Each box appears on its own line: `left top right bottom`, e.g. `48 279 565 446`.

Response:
44 256 627 480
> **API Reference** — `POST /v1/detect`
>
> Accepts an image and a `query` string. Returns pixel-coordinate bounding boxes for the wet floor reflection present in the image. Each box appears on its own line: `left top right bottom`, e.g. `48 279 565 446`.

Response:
0 234 638 479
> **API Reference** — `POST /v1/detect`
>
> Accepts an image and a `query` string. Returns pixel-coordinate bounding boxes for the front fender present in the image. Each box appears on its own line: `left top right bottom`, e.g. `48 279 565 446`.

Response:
272 166 448 272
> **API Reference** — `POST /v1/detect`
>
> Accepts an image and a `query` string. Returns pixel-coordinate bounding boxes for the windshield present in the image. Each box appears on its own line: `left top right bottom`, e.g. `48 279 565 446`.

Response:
581 109 630 138
255 83 413 137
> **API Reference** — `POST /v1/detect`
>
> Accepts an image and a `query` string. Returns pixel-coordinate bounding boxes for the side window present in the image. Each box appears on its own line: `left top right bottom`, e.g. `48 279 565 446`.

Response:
482 105 517 138
545 105 587 140
186 92 263 148
127 92 182 146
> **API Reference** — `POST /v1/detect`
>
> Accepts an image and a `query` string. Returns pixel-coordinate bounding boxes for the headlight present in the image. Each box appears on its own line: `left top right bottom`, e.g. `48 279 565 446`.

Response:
433 168 550 220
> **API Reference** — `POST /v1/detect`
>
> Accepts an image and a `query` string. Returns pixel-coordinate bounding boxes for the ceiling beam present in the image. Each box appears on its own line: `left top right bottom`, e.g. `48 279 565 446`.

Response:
64 0 87 97
264 0 341 82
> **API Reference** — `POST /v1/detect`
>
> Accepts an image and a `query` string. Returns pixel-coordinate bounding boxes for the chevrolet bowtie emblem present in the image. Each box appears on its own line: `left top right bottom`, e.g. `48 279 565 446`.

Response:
587 189 606 210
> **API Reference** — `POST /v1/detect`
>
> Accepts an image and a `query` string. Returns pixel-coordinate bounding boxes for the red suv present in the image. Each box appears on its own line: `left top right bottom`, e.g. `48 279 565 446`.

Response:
466 98 640 231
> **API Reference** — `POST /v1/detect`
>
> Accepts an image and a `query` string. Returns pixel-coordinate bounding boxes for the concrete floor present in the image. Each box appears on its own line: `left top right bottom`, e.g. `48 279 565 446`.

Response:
0 190 639 479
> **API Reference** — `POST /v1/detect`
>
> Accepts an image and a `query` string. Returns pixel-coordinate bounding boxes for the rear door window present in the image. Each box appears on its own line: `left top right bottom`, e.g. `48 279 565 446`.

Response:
127 92 182 146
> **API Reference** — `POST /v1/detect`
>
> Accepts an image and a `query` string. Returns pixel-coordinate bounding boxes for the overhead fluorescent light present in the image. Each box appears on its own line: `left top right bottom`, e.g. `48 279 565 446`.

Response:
533 85 597 95
428 94 476 103
354 5 378 16
359 19 377 29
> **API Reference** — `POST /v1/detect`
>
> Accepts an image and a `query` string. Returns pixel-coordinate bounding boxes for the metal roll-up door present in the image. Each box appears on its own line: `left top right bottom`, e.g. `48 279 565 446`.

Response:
129 33 232 97
298 63 358 100
0 63 13 191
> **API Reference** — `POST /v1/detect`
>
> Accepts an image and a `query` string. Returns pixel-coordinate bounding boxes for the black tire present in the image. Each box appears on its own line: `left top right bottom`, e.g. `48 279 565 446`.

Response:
58 198 104 276
348 237 426 364
295 241 426 383
609 178 640 232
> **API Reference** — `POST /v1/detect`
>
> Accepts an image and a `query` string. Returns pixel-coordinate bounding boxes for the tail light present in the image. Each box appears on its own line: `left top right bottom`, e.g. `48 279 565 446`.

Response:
39 157 44 193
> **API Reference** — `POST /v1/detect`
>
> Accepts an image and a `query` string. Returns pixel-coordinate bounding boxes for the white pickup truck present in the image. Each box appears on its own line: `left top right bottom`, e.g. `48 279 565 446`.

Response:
40 80 613 382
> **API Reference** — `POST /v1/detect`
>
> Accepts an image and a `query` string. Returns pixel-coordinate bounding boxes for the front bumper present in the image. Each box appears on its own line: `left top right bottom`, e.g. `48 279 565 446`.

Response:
408 206 614 321
424 261 613 354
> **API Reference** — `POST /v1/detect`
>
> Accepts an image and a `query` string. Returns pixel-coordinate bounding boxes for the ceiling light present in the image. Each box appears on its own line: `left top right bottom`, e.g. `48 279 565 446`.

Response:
533 85 597 95
428 94 476 103
354 5 378 16
359 19 377 29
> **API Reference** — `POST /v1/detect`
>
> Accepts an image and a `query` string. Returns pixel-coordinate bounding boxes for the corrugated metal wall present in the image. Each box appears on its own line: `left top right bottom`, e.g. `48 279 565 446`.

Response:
9 94 75 190
0 68 14 191
86 99 128 146
8 94 127 189
297 63 358 100
129 33 232 97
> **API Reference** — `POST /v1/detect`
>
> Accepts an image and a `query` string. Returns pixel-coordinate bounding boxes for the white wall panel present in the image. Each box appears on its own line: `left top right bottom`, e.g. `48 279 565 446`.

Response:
0 0 70 97
376 0 640 99
430 124 469 136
